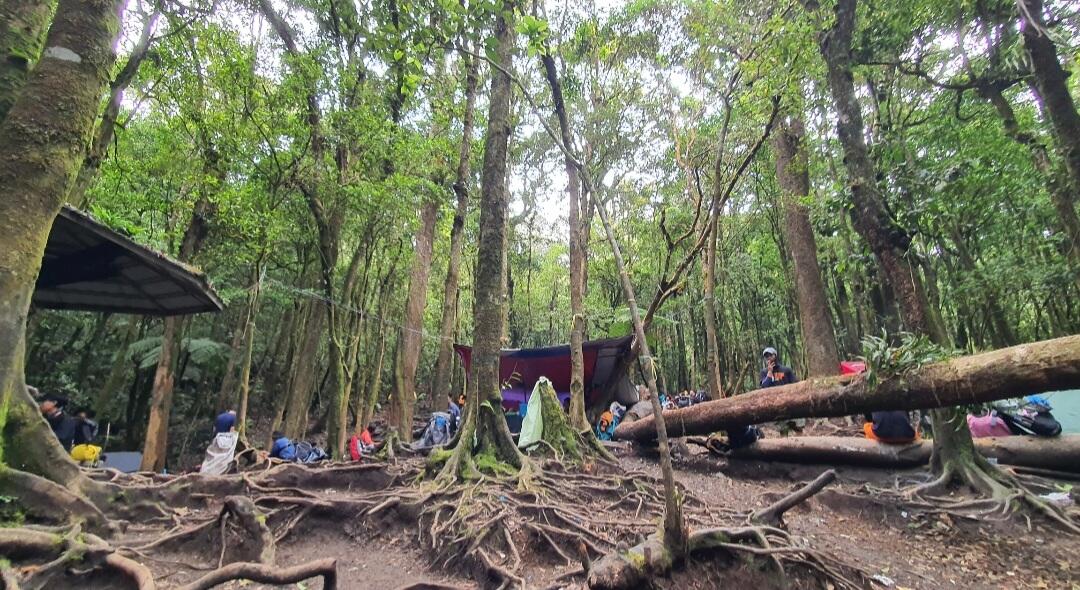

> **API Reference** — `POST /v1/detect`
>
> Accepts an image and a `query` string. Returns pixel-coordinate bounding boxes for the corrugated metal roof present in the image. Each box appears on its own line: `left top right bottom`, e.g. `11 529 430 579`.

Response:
32 206 223 316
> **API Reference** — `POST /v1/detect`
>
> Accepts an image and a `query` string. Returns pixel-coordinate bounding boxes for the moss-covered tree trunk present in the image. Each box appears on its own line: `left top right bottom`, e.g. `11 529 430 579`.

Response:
438 3 523 481
280 297 324 439
0 0 123 498
431 51 478 408
68 6 157 208
0 0 55 122
1019 0 1080 199
816 0 1012 496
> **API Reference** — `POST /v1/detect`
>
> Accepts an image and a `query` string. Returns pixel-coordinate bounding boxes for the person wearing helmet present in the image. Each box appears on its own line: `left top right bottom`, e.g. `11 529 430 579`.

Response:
760 347 796 388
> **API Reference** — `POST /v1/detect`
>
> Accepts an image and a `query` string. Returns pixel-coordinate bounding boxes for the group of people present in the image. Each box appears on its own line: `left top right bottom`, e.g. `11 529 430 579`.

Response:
37 389 103 466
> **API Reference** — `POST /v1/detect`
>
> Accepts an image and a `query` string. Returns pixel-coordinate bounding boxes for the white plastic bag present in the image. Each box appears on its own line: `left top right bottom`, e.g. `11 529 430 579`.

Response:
517 378 550 450
199 431 238 475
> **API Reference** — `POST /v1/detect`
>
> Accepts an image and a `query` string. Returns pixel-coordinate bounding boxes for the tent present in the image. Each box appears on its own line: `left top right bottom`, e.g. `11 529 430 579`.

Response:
32 206 222 316
454 336 638 411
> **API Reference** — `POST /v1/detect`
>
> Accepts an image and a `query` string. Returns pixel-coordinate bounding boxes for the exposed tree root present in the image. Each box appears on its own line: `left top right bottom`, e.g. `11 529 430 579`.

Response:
176 557 337 590
866 451 1080 534
0 527 153 590
751 469 837 527
0 468 114 534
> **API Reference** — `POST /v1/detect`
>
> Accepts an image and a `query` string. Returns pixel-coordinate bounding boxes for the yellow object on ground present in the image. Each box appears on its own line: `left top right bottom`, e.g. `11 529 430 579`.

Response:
71 444 102 464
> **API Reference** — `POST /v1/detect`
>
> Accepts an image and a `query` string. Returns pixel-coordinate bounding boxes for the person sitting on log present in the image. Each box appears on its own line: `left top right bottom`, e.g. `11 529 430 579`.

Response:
39 392 78 451
862 411 919 444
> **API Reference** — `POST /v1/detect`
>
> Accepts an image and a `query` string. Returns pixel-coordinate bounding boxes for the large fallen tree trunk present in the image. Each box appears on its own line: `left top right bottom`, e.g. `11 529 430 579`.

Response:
724 435 1080 473
616 335 1080 441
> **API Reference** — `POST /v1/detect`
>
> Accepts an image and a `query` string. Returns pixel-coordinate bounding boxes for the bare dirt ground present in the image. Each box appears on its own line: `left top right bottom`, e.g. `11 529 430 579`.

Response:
139 443 1076 590
13 426 1078 590
624 445 1079 590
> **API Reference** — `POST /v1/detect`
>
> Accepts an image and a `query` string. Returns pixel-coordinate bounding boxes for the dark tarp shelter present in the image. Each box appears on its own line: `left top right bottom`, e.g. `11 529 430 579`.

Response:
32 206 222 316
453 336 638 411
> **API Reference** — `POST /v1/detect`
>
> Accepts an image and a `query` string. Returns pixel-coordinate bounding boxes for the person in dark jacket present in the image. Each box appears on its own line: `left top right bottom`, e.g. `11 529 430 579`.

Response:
269 431 297 461
39 393 77 451
862 411 918 444
760 347 796 388
214 410 237 434
726 348 799 448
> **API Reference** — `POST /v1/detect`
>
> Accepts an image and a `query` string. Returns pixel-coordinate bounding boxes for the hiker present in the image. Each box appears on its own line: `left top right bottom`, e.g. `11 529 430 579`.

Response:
39 393 77 451
349 427 376 460
722 347 795 449
760 347 796 388
596 402 626 441
70 408 103 466
448 394 462 434
214 409 237 434
270 431 298 461
862 411 919 444
200 410 240 475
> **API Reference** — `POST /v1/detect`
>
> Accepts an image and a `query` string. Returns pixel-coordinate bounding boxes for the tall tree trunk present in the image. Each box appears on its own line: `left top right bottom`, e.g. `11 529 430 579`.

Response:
0 0 124 501
703 201 724 398
817 0 1003 495
978 83 1080 291
432 53 477 407
540 51 591 430
282 298 324 439
236 260 264 437
772 116 840 376
0 0 55 122
592 186 688 557
439 4 522 480
1019 0 1080 197
214 306 248 413
140 193 214 472
69 7 157 207
389 196 438 437
260 0 348 457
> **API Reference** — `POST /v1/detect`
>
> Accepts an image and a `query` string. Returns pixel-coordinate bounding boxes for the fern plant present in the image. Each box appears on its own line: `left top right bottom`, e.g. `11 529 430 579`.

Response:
858 330 954 390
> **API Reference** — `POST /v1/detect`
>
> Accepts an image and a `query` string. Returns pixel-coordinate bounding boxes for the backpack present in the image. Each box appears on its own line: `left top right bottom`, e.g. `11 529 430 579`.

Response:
294 441 328 463
348 435 363 461
999 408 1062 437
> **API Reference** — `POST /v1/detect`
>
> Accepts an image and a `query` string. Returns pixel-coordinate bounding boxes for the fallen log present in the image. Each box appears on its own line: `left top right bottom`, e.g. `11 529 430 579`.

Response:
724 435 1080 473
615 335 1080 441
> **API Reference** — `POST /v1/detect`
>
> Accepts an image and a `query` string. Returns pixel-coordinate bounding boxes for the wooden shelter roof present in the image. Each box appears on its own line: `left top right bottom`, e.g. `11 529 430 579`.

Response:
32 206 223 316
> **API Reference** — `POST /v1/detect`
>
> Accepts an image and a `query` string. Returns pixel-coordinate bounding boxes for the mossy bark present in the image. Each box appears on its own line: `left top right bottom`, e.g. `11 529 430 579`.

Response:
431 51 478 407
815 0 1030 500
438 2 523 482
531 379 581 464
0 0 124 505
0 0 56 122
